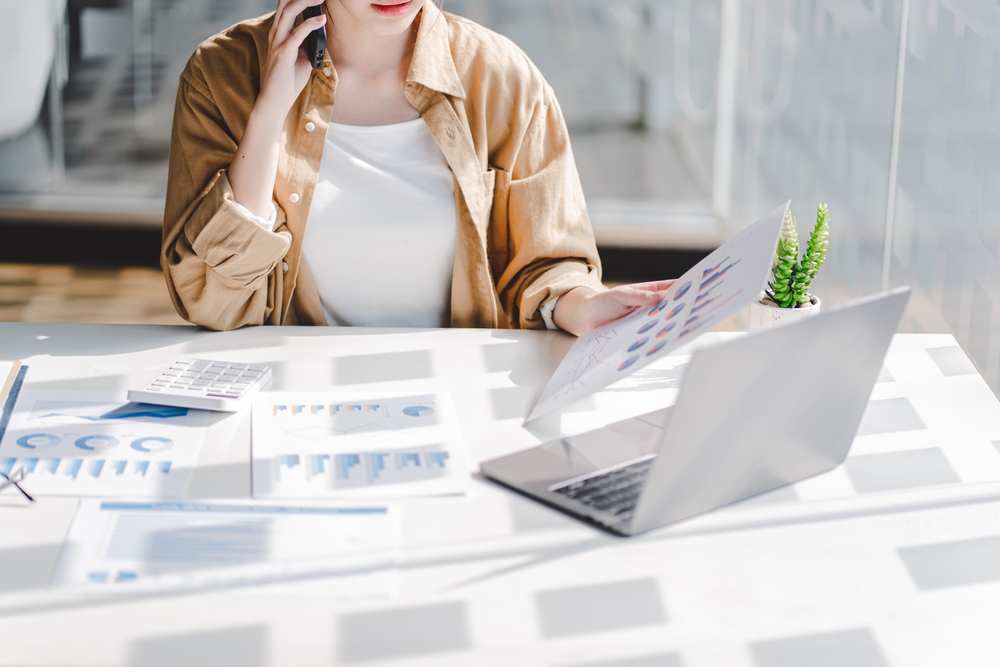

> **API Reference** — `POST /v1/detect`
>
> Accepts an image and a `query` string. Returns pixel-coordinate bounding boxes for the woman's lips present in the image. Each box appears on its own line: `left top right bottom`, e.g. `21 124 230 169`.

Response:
371 1 411 17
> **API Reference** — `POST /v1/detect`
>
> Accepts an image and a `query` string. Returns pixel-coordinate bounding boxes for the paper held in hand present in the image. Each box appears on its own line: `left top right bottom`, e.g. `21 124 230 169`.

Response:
525 201 789 422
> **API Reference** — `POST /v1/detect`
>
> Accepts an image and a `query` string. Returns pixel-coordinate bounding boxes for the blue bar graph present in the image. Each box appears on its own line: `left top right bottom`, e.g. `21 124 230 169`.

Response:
368 453 388 479
114 460 127 475
397 453 421 468
335 454 362 480
278 454 300 468
135 461 149 477
0 458 13 476
47 458 61 474
307 454 329 478
158 461 171 474
277 447 451 488
90 460 104 478
426 452 450 468
66 459 83 479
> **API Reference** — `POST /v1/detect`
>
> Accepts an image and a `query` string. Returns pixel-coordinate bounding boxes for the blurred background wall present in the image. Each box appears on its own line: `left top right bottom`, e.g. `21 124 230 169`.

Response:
0 0 998 392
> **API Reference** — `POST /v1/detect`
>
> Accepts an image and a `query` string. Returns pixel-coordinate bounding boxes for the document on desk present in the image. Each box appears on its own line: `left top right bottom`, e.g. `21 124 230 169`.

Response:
252 391 469 499
0 390 208 497
51 500 399 597
526 202 788 422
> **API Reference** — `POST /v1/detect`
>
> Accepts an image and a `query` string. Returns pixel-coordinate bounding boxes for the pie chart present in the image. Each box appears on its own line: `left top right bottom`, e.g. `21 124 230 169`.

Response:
402 405 435 417
75 435 120 451
628 337 649 352
656 322 676 338
664 303 685 320
647 300 668 316
673 281 692 300
636 320 656 334
130 437 174 453
646 341 667 356
618 355 639 371
16 433 60 449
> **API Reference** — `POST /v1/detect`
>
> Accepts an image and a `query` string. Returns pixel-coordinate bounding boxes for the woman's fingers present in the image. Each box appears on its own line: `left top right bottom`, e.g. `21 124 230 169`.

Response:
282 12 326 57
628 279 676 293
611 284 666 304
273 0 324 45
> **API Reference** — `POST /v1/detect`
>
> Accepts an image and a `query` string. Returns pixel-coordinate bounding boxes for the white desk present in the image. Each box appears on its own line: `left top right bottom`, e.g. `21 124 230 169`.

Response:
2 324 1000 667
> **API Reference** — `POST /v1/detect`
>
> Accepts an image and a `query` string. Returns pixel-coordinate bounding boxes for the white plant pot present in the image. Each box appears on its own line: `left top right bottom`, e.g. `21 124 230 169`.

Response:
747 292 821 332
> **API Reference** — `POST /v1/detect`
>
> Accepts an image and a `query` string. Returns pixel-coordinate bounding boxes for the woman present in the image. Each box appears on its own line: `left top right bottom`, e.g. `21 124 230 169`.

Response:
162 0 670 333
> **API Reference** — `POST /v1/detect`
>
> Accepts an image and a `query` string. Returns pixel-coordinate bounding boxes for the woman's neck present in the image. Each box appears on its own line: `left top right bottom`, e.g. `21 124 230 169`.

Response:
325 2 418 78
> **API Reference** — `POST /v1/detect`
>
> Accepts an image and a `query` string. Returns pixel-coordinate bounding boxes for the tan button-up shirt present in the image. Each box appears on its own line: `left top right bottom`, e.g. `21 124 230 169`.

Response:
162 3 604 331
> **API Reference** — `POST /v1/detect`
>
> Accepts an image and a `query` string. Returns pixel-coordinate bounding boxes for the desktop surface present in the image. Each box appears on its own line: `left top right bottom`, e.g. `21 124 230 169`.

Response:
1 323 999 666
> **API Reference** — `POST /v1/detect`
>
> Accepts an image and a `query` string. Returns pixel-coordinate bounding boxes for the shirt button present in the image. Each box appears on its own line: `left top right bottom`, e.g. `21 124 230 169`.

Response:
323 67 332 76
305 121 316 132
282 262 289 272
289 193 300 203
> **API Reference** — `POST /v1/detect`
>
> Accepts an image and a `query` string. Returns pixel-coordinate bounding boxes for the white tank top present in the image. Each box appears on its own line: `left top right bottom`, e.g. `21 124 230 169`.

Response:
301 118 457 328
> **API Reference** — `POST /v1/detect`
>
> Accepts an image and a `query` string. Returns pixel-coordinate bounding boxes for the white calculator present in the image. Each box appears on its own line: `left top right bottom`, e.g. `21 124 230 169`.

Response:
127 359 272 412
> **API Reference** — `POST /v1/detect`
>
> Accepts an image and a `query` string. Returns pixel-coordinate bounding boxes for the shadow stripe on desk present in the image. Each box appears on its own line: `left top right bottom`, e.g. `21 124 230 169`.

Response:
748 627 889 667
898 535 1000 590
536 577 667 638
337 601 469 662
128 625 267 667
558 653 682 667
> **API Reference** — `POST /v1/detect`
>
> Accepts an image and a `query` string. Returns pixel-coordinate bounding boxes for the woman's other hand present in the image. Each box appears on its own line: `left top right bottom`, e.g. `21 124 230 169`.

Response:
553 281 676 336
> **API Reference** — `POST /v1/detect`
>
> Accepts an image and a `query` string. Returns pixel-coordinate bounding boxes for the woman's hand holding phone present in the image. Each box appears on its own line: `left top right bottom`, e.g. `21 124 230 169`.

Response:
260 0 326 112
228 0 326 219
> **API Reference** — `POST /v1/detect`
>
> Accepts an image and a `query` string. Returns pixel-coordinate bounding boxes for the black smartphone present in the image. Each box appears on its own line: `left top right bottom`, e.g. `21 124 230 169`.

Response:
302 5 326 70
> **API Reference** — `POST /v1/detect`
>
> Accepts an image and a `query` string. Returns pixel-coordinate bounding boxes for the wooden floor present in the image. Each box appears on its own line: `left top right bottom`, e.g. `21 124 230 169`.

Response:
0 264 188 325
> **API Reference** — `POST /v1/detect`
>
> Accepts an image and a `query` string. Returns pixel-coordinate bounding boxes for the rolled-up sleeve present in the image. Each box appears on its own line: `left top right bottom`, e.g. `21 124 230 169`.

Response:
161 75 290 331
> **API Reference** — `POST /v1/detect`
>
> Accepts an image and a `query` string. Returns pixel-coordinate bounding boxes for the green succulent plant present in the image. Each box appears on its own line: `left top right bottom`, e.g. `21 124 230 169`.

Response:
766 204 830 308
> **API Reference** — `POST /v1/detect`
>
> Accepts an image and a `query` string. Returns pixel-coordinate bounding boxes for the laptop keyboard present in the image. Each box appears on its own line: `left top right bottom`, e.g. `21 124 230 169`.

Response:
552 458 654 520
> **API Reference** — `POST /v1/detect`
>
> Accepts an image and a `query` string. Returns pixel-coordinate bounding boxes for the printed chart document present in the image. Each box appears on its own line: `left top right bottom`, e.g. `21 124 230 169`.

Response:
0 390 208 497
52 500 399 597
252 391 469 499
526 202 788 421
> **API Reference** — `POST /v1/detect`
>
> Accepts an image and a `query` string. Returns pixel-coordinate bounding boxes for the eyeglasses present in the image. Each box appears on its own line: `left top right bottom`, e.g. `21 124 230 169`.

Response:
0 469 34 502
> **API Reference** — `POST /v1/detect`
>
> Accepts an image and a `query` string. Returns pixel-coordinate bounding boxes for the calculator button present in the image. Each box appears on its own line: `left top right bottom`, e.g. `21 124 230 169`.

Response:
248 365 266 371
207 392 239 399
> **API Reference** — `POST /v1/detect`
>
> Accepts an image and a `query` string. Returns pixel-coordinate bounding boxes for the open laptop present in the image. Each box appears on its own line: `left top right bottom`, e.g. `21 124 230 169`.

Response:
481 288 911 536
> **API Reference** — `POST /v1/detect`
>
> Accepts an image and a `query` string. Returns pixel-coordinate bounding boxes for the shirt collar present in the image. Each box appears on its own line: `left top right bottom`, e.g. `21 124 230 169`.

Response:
406 2 466 100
